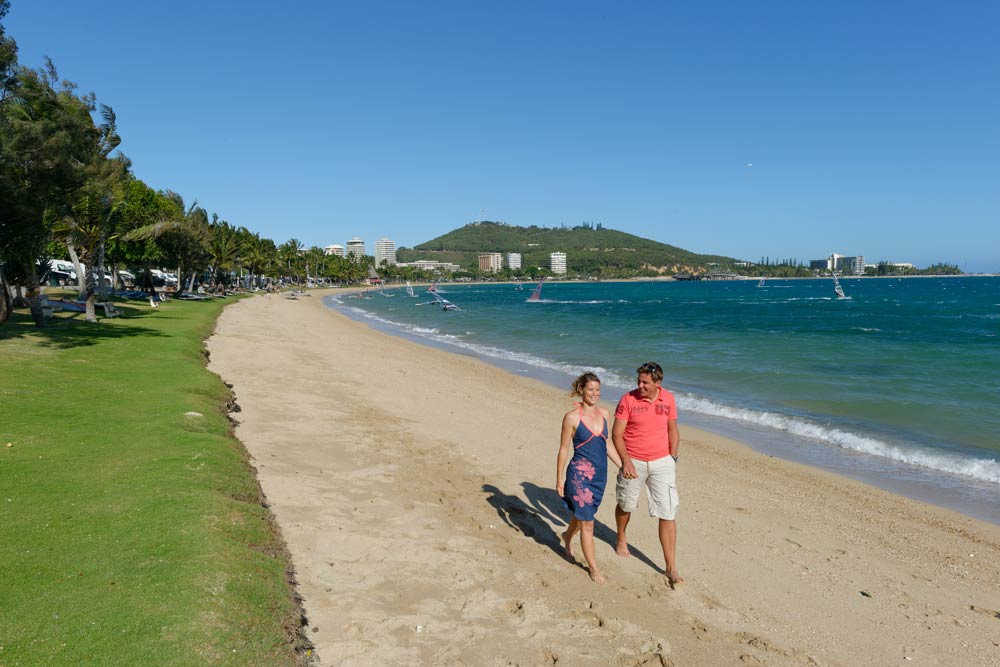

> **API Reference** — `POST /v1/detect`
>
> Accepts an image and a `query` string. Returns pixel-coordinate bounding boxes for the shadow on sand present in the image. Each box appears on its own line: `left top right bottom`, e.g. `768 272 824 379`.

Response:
481 482 661 573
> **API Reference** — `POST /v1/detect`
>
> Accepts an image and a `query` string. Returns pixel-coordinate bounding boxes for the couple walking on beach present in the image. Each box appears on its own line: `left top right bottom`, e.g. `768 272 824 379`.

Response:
556 362 682 585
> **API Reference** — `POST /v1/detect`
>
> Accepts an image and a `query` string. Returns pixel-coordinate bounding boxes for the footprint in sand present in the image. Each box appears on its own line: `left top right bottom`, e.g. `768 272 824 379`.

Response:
970 605 1000 620
624 651 673 667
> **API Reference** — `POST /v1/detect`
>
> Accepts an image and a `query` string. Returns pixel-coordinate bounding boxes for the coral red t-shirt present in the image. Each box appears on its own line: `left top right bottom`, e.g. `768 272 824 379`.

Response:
614 387 678 462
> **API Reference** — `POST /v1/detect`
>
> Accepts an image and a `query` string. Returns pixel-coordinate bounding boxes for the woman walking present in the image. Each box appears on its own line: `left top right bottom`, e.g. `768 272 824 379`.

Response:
556 372 622 584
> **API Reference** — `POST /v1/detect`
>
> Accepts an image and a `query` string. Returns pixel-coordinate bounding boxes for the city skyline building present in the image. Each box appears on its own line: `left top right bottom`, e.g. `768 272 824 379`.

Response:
375 237 397 266
478 252 502 273
346 237 366 260
550 251 567 275
324 244 345 257
396 260 461 273
811 252 866 275
507 252 522 270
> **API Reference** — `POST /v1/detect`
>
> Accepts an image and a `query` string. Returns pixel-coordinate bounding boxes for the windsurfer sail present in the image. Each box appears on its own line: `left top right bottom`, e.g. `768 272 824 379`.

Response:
833 272 847 299
527 281 544 302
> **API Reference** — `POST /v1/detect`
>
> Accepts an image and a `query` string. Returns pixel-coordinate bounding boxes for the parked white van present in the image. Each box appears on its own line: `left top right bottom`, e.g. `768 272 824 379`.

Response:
48 259 78 279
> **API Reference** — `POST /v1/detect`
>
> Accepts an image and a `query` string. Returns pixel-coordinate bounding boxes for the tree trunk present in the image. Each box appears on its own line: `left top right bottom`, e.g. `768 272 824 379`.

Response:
96 234 109 301
67 241 85 297
0 269 12 327
19 260 45 327
140 266 159 304
85 291 97 322
12 285 28 308
82 257 97 323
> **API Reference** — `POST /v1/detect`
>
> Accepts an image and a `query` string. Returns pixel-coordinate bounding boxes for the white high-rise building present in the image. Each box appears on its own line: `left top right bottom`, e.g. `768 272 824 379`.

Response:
507 252 522 270
375 237 397 266
324 244 345 257
478 253 502 273
346 237 366 259
550 252 567 275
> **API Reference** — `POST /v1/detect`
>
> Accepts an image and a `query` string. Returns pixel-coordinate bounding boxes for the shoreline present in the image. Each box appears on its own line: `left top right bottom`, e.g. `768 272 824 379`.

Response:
329 288 1000 527
208 289 1000 666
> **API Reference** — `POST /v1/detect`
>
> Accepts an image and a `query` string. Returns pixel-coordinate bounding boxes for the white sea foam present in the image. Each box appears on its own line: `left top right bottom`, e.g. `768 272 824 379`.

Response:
335 302 632 387
679 394 1000 485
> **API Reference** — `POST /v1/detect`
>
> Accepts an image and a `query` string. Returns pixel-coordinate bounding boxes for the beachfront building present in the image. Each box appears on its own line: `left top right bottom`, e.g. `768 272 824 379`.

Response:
375 237 397 267
478 252 502 273
346 237 366 260
550 252 567 275
395 260 461 273
507 252 522 270
841 256 865 275
811 253 866 275
324 244 345 257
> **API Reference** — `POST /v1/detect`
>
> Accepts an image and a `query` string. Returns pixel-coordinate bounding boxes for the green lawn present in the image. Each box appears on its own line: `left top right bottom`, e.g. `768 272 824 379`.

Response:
0 297 310 666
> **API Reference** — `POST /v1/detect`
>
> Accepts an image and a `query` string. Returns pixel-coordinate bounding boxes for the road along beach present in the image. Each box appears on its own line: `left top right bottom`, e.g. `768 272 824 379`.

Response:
207 289 1000 666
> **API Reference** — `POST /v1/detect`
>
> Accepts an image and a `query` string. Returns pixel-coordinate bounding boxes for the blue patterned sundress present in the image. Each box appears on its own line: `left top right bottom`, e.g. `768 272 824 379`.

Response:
562 407 609 521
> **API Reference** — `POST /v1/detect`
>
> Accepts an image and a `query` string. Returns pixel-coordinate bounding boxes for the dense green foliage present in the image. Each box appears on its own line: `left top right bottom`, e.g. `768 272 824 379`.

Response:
0 298 307 666
865 261 963 276
400 221 739 277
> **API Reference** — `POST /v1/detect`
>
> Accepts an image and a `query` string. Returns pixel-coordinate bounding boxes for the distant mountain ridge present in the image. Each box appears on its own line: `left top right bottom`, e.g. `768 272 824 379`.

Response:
397 221 737 276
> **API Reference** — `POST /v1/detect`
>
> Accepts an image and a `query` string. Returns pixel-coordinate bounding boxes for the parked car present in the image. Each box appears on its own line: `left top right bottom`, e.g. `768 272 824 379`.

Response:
42 269 75 286
117 270 136 287
47 259 78 283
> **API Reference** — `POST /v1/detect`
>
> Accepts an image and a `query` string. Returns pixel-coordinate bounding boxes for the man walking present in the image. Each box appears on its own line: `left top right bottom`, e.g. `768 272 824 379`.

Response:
612 361 683 584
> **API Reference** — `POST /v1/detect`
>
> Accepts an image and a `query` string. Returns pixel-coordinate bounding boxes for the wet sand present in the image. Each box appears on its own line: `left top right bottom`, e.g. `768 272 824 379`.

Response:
207 289 1000 667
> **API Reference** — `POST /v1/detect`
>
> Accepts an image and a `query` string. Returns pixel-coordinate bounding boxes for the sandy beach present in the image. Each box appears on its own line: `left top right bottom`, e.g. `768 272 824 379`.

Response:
206 289 1000 667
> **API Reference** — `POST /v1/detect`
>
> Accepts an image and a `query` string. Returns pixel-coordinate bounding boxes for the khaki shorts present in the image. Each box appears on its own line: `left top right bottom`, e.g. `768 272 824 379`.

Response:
616 455 679 520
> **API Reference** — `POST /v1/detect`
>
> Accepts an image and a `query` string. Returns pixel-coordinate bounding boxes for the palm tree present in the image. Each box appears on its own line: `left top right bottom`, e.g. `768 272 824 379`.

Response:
243 233 275 289
121 192 210 297
278 239 304 284
206 218 241 288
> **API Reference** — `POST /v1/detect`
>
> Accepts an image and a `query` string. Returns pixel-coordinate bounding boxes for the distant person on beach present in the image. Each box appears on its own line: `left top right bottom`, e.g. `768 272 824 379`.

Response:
556 372 622 584
612 361 683 584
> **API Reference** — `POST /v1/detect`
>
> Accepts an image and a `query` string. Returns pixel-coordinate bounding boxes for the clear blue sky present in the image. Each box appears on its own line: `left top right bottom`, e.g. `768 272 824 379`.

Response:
7 1 999 271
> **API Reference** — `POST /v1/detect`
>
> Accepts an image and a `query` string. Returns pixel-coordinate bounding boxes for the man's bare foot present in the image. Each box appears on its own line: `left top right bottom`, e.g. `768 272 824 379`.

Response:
666 570 685 585
562 530 574 558
589 569 607 584
615 536 631 557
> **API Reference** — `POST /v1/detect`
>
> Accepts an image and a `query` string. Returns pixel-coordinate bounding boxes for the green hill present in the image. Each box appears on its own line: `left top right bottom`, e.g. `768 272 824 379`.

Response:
397 221 738 276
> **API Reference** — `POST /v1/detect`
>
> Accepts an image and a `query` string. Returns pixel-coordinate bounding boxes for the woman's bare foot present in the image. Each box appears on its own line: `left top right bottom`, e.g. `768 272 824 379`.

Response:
615 536 631 557
562 530 574 559
666 570 685 585
589 568 607 584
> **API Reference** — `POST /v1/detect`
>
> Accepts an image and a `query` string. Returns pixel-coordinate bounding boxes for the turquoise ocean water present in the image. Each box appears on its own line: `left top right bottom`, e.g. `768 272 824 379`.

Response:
327 277 1000 524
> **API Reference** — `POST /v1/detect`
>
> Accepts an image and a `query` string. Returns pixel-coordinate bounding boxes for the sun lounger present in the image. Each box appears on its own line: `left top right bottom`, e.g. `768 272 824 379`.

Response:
54 298 86 312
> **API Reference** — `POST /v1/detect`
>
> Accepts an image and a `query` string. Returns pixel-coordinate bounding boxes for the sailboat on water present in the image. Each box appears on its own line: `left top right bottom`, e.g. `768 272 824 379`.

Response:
757 278 766 288
527 280 544 302
405 281 416 297
832 272 847 299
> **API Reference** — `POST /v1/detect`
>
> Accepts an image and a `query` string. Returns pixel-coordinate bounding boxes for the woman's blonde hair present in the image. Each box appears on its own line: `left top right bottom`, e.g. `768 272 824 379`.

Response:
570 372 601 397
